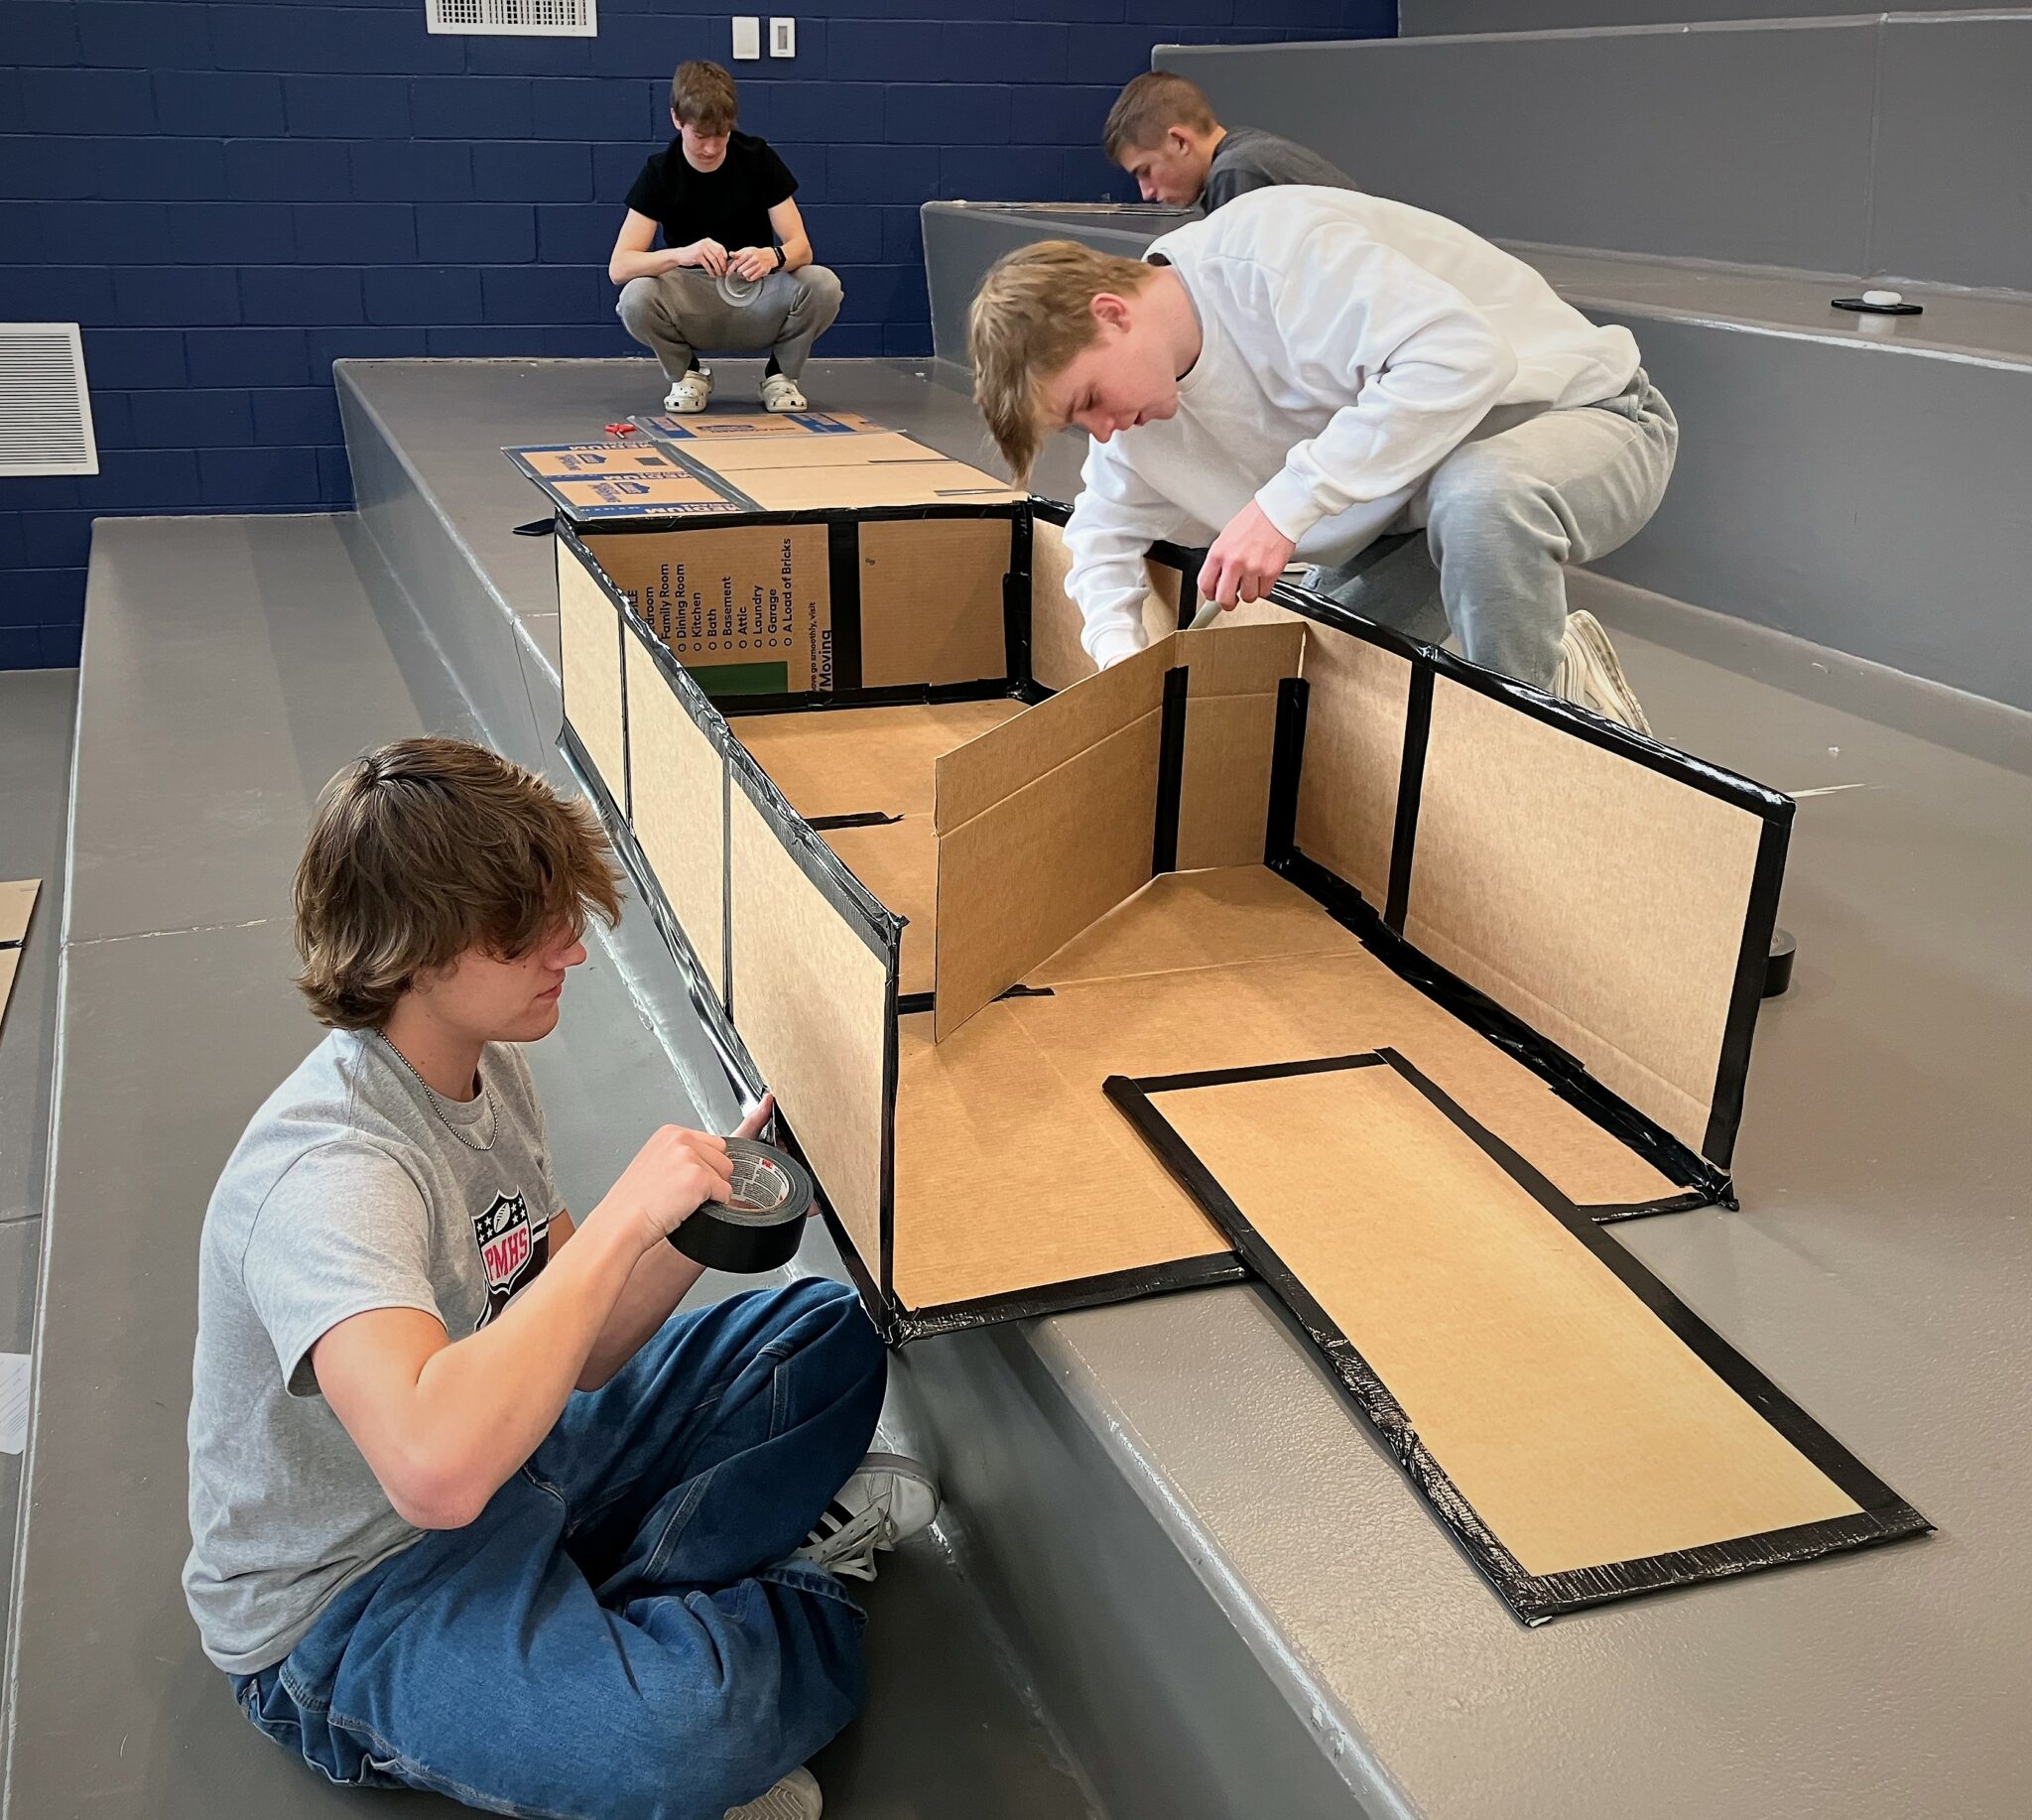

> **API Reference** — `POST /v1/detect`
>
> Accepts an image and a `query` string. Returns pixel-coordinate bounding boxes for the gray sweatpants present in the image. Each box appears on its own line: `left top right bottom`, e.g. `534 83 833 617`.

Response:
616 266 844 382
1307 369 1678 690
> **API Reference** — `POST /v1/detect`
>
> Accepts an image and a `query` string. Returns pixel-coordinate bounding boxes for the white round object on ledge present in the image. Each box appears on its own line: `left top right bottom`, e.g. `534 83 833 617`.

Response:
1859 289 1904 307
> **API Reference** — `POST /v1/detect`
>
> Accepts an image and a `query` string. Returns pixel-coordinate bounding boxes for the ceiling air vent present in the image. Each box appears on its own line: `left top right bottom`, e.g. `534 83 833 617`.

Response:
426 0 596 36
0 324 98 478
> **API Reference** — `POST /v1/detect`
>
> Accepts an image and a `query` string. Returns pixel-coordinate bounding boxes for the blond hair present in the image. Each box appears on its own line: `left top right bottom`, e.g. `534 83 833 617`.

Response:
967 239 1158 480
672 60 737 132
1102 71 1218 162
294 737 622 1029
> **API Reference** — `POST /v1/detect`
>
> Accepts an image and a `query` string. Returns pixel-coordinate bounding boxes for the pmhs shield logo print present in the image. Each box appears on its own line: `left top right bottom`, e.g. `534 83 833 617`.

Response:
470 1190 550 1330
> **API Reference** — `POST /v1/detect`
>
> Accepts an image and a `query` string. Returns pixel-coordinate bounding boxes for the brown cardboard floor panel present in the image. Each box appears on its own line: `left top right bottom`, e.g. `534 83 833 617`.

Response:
558 543 626 801
0 878 37 946
727 789 890 1273
679 432 947 474
728 700 1027 822
1410 677 1762 1153
1147 1063 1859 1575
735 463 1018 511
858 518 1011 692
827 815 937 998
888 869 1678 1311
623 632 724 987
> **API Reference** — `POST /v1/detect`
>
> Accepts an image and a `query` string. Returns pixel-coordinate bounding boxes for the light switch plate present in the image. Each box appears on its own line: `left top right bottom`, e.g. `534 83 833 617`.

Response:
731 16 761 60
769 16 795 57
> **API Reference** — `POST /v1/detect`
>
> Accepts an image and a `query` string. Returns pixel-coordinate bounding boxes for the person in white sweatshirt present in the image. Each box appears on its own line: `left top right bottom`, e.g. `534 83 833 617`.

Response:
967 185 1676 730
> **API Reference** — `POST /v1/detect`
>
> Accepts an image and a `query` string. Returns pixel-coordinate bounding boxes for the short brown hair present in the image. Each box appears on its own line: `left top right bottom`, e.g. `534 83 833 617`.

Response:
968 239 1158 481
1102 71 1218 162
672 60 737 132
294 737 622 1029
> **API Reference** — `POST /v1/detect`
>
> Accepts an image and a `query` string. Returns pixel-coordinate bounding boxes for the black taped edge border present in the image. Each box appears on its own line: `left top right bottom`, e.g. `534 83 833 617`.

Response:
1105 1050 1931 1625
827 520 862 694
1003 513 1033 689
1705 812 1792 1167
1264 675 1309 864
1152 665 1189 875
1384 665 1432 932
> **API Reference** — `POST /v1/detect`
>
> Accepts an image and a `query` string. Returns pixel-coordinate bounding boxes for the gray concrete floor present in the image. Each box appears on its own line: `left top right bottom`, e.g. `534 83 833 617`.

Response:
0 668 76 1665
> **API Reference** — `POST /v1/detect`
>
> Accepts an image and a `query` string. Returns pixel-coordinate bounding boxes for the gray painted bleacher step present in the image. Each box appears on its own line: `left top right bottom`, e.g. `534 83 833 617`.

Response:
1 512 1097 1820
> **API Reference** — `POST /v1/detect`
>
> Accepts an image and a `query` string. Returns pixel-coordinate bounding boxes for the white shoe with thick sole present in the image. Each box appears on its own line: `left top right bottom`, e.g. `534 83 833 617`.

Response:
723 1765 821 1820
664 366 713 414
759 372 807 414
1553 608 1653 736
796 1451 940 1584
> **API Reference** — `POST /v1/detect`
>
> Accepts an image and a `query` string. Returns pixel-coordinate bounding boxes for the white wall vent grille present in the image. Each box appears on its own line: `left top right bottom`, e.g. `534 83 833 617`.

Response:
426 0 596 36
0 324 98 478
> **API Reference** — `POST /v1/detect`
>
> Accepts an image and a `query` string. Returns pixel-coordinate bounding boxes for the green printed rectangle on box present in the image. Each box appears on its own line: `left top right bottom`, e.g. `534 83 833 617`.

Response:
690 660 792 699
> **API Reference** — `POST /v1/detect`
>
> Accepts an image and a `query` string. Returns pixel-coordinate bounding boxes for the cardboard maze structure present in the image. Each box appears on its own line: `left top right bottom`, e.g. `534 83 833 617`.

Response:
532 417 1926 1622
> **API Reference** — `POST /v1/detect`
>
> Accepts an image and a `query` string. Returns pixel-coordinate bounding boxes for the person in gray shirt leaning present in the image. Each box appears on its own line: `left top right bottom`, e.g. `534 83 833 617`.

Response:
1104 69 1358 213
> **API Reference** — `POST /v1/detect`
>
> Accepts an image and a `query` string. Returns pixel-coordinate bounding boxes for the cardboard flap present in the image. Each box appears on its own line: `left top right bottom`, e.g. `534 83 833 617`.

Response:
557 538 626 805
1404 677 1773 1157
1029 515 1186 692
858 518 1012 691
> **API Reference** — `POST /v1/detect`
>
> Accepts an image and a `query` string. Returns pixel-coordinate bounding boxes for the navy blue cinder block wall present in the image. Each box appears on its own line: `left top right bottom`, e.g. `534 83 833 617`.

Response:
0 0 1394 669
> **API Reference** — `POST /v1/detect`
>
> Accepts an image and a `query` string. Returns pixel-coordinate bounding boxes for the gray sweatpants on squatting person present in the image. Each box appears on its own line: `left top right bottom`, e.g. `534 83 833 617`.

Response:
616 265 844 382
1306 369 1679 691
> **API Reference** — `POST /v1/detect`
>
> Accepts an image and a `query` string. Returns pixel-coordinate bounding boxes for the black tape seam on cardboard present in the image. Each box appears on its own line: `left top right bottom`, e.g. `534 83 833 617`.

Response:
1385 666 1434 932
1003 514 1032 688
713 677 1034 718
513 517 556 537
582 500 1023 535
879 957 899 1303
1275 847 1729 1209
828 519 862 694
727 746 900 965
615 592 634 823
809 811 903 831
1704 813 1791 1168
1264 676 1309 865
892 1252 1247 1344
1104 1049 1930 1625
1152 666 1190 876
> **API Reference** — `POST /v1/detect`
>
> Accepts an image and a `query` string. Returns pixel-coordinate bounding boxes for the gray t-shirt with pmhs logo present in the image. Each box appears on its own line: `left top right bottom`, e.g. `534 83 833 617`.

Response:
183 1029 565 1675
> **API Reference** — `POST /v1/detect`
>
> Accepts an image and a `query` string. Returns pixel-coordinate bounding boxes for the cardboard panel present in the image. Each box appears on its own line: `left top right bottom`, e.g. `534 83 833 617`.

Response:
936 636 1172 833
1029 517 1186 693
1142 1060 1860 1577
675 432 948 474
0 878 37 1037
1407 678 1762 1151
622 627 724 986
736 465 1018 512
826 816 937 998
517 444 686 479
1293 627 1411 909
934 711 1163 1039
892 868 1676 1310
731 700 1026 822
727 787 890 1273
590 525 833 697
858 518 1011 691
557 540 626 803
1172 621 1305 870
639 410 887 441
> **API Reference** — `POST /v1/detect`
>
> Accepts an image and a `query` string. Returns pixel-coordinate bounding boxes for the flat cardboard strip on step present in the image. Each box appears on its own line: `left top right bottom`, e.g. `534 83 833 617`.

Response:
1105 1050 1928 1624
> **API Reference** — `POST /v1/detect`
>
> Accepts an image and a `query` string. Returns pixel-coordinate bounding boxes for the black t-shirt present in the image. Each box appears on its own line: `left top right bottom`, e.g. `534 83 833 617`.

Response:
623 133 797 253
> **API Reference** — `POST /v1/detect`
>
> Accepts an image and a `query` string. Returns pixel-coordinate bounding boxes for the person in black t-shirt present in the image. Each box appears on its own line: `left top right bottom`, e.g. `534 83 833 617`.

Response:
611 61 843 414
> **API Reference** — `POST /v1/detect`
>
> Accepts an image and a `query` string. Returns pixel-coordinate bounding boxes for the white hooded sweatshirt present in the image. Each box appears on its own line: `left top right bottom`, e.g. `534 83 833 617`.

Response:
1063 186 1640 668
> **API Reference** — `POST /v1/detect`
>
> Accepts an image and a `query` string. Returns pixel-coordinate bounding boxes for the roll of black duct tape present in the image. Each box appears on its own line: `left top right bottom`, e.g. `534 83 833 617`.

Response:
669 1137 814 1273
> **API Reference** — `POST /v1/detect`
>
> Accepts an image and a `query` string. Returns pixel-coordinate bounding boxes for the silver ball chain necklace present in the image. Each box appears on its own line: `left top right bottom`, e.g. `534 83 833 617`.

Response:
374 1031 496 1152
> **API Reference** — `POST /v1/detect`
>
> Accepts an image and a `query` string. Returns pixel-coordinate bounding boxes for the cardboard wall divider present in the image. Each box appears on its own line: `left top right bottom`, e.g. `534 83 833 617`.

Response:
1104 1050 1929 1624
553 482 1797 1362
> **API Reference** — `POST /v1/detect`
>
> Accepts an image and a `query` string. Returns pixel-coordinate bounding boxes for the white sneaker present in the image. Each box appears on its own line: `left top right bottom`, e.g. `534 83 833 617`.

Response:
796 1451 940 1583
723 1765 821 1820
1553 608 1653 735
759 372 807 414
665 366 713 414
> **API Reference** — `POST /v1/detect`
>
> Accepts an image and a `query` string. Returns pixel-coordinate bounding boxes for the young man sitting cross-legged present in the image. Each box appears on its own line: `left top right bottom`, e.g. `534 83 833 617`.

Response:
612 59 843 415
184 737 935 1820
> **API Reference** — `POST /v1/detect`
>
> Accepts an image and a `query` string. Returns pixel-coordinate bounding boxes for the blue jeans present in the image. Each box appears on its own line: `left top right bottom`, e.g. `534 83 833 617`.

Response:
230 1278 886 1820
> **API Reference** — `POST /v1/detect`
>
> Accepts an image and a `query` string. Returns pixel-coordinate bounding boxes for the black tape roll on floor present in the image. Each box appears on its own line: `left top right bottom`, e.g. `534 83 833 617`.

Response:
669 1137 814 1273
